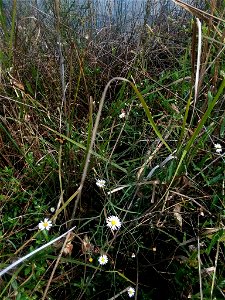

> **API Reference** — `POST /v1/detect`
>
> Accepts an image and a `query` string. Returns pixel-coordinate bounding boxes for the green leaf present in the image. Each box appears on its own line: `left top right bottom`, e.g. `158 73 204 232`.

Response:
43 125 127 174
220 115 225 138
206 229 224 255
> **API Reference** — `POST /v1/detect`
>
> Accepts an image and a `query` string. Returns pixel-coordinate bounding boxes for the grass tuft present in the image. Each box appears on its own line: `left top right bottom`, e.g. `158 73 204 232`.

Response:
0 0 225 299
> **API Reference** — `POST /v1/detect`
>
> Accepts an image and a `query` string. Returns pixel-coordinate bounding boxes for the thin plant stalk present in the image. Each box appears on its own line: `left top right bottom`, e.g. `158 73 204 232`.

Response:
70 76 171 225
8 0 17 65
190 17 202 124
0 226 76 278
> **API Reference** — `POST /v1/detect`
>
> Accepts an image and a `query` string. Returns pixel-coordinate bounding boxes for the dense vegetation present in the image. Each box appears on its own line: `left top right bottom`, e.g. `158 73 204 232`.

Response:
0 0 225 299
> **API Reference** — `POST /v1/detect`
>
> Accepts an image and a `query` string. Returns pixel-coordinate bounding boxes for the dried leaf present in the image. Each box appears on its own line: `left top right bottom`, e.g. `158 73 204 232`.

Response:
201 266 215 277
81 235 94 254
53 231 75 249
173 203 182 229
63 242 73 256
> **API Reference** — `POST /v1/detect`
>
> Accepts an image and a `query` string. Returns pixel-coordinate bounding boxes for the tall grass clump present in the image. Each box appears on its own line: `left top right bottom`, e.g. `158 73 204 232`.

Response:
1 0 225 299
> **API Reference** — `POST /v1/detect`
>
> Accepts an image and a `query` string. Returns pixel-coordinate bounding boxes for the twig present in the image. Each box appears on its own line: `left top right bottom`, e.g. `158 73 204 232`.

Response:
42 232 72 300
70 77 132 224
210 241 219 298
197 216 203 300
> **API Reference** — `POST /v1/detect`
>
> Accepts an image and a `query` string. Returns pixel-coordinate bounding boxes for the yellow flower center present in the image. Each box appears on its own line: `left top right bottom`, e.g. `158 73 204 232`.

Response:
43 222 48 228
111 220 116 226
89 257 93 263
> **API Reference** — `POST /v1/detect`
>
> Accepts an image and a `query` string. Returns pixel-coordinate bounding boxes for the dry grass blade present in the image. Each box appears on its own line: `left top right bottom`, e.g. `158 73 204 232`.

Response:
0 226 76 277
173 203 182 229
190 17 202 124
172 0 225 24
198 233 203 300
42 231 75 300
210 241 220 298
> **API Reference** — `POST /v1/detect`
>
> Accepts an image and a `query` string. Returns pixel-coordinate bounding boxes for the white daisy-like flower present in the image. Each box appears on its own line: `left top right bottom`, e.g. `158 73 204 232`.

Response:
214 143 222 153
38 218 52 231
50 207 55 213
119 111 126 119
127 287 135 298
106 215 122 231
96 179 106 188
98 254 108 265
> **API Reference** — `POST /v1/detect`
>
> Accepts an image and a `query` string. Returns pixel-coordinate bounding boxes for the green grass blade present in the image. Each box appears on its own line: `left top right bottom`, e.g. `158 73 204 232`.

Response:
42 125 127 174
185 76 225 155
170 76 225 189
130 82 172 153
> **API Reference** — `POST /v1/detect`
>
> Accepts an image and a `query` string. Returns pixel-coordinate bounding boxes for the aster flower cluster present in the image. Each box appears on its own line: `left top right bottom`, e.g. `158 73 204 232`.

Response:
214 143 222 154
37 179 134 297
98 215 122 266
95 180 134 296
